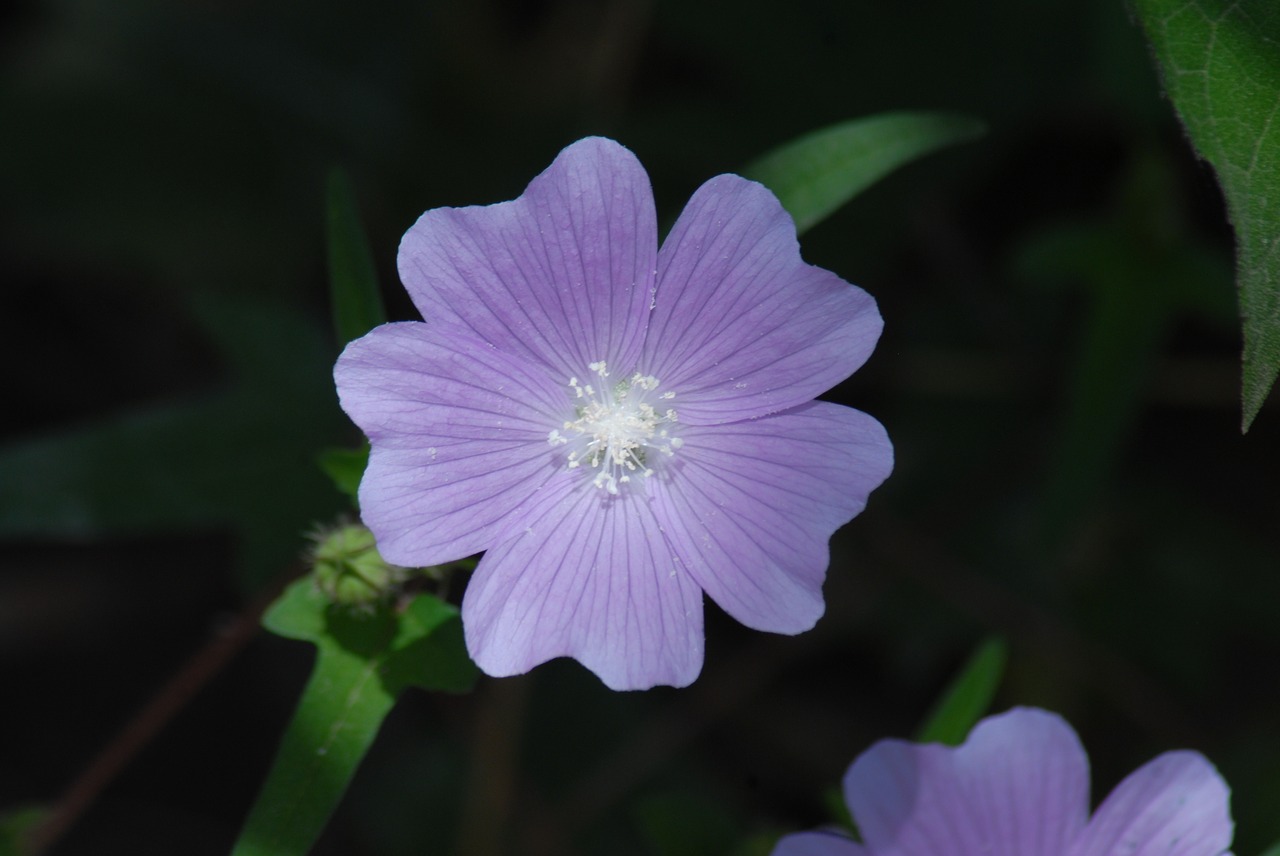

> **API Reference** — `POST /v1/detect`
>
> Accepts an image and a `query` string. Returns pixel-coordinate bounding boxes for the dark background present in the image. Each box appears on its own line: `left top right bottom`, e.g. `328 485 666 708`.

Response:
2 0 1277 853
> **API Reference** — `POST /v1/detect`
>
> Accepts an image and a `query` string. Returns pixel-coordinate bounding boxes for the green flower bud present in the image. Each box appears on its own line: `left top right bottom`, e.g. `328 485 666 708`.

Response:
308 523 409 610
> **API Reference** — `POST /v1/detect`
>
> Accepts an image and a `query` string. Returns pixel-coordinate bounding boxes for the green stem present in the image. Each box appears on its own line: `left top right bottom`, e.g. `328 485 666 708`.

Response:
230 648 395 856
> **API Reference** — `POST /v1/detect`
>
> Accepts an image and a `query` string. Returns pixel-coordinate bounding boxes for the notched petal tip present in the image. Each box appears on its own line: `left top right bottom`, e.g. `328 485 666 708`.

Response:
461 483 707 692
335 321 577 568
644 173 884 423
394 135 659 382
843 707 1091 856
652 403 890 636
1075 749 1233 856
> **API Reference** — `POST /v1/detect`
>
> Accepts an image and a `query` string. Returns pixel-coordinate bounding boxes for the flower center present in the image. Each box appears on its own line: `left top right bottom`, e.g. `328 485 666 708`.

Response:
548 360 682 494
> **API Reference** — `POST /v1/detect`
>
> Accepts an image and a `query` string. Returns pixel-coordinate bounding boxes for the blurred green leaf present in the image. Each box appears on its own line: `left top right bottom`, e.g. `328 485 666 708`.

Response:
743 111 985 235
327 168 386 347
916 637 1008 745
1259 839 1280 856
821 786 856 835
1132 0 1280 429
318 444 369 501
633 789 739 856
1016 153 1233 546
382 592 480 694
0 293 347 590
0 805 46 856
235 579 477 856
733 833 790 856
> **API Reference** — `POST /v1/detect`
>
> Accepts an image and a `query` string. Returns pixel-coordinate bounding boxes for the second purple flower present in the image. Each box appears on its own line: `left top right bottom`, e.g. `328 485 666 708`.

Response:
335 137 893 690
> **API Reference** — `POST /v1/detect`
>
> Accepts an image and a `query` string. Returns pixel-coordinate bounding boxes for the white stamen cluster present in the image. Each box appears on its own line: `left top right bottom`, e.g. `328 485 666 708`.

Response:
548 360 682 494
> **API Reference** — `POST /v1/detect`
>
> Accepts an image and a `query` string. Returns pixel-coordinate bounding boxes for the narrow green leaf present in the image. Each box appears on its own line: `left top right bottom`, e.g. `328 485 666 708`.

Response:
743 111 985 235
236 580 477 855
1258 839 1280 856
327 168 386 347
916 637 1008 746
1131 0 1280 429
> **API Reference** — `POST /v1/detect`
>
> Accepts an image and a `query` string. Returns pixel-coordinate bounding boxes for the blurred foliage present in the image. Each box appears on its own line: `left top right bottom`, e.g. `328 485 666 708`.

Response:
0 293 346 589
1 0 1277 853
326 167 387 347
317 444 369 503
1014 151 1235 546
0 805 45 856
633 788 741 856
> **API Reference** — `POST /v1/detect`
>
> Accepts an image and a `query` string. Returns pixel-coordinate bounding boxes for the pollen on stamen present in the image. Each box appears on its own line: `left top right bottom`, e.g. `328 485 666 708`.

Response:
548 359 683 493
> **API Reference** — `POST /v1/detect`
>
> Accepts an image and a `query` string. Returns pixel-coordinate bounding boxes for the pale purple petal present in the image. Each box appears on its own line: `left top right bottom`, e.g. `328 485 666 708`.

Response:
771 831 867 856
398 137 656 381
1070 751 1232 856
650 402 891 633
640 175 882 424
335 321 571 566
462 478 705 690
845 708 1090 856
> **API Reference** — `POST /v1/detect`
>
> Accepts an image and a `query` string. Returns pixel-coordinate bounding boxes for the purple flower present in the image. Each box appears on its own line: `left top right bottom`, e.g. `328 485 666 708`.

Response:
772 707 1233 856
334 137 892 690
